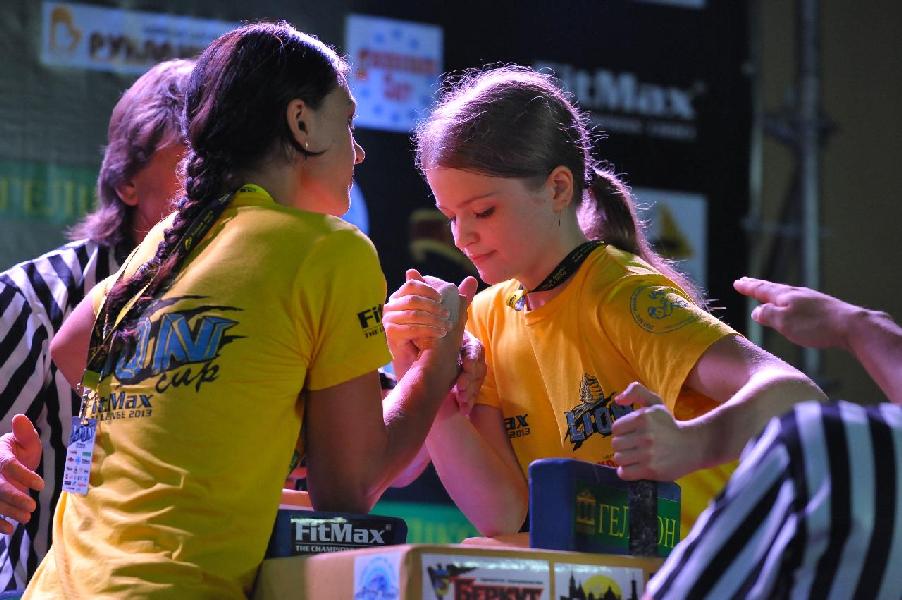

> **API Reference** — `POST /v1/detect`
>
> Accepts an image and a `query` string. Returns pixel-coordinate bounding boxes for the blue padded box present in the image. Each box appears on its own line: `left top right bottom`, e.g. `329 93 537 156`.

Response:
266 509 408 557
528 458 681 557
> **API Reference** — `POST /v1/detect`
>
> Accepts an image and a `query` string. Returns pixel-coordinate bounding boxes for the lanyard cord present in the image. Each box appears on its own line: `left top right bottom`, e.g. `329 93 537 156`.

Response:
79 190 236 406
510 240 602 311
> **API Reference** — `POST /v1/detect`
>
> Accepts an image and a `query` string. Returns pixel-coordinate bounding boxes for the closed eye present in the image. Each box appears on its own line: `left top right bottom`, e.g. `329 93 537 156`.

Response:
474 207 494 218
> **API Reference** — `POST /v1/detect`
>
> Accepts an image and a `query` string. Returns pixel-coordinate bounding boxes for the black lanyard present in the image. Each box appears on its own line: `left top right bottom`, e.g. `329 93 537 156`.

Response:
79 190 236 412
511 240 602 311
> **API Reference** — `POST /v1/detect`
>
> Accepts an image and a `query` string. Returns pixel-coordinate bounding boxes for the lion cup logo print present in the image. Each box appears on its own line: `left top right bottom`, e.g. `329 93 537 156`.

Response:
629 285 698 334
565 375 631 451
103 295 242 404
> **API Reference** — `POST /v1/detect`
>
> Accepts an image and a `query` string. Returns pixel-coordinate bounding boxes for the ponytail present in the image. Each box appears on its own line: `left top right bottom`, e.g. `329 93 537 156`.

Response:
581 167 705 308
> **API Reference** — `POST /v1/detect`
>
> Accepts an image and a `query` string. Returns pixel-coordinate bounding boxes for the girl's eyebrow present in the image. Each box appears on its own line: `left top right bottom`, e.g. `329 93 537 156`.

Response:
435 191 497 211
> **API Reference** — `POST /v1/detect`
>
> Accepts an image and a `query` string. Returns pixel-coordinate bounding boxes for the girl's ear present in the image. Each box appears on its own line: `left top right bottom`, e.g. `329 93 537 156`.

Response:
546 165 575 211
286 98 311 149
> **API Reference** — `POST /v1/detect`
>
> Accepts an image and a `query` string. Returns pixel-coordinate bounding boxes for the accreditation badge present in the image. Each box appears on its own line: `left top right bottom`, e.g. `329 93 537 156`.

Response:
62 417 97 495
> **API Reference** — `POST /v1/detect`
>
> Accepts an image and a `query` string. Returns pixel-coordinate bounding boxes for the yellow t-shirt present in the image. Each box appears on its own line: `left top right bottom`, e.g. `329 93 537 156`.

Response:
25 185 392 599
468 244 737 535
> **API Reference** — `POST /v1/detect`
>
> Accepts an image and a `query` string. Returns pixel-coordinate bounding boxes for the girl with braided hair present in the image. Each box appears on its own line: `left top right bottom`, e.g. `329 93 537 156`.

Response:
383 66 825 538
37 22 472 598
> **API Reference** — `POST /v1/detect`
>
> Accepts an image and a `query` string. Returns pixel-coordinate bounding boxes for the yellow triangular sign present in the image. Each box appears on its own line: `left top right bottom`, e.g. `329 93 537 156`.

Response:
653 204 693 260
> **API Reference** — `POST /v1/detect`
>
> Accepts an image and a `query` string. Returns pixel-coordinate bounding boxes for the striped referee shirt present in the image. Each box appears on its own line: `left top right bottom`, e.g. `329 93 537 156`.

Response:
648 400 902 600
0 239 127 591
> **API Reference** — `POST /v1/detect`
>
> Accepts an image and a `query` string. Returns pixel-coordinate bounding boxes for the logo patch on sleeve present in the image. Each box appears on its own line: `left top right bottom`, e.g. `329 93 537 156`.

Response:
629 285 698 334
357 304 385 338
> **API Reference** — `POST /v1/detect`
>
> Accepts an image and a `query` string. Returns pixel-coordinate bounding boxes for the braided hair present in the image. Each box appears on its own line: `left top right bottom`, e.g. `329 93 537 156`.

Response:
104 22 348 349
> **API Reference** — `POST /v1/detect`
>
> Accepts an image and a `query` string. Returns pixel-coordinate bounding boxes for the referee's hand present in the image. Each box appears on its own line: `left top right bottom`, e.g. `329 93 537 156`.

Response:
0 414 44 533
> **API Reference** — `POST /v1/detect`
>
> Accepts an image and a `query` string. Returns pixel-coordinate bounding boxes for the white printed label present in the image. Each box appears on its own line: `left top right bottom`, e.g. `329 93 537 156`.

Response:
61 417 96 495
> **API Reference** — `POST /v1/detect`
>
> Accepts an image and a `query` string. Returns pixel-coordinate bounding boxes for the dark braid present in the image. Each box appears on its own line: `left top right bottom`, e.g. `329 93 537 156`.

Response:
102 21 347 351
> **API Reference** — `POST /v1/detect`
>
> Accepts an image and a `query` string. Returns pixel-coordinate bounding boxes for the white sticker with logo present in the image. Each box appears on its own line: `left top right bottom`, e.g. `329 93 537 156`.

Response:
421 553 549 599
41 2 235 74
354 552 403 599
554 562 645 600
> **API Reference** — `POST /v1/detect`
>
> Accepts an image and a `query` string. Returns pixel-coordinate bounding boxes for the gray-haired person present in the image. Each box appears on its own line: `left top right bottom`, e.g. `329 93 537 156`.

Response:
0 58 193 592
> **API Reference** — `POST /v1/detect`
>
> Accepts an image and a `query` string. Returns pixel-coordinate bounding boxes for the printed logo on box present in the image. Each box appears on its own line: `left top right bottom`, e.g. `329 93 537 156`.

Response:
42 2 235 74
354 554 401 599
345 14 442 133
554 563 645 600
574 483 680 555
291 517 393 554
421 554 549 599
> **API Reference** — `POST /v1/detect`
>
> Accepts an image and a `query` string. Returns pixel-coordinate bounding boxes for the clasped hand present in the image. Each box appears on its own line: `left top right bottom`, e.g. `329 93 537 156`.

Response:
383 269 486 416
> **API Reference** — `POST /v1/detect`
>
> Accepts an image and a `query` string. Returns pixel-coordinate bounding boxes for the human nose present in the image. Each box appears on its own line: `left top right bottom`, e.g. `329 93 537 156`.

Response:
451 216 475 249
353 139 365 165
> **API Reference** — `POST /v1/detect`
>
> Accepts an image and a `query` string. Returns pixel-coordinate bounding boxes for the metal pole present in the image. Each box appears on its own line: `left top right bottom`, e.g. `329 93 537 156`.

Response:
746 0 764 345
797 0 821 378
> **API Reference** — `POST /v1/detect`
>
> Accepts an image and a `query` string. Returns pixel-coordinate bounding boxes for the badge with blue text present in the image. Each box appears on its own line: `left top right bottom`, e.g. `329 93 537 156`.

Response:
62 417 97 495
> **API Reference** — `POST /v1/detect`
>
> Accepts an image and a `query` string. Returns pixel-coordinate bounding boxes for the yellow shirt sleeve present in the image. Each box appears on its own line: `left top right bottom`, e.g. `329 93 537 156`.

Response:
599 274 737 409
302 227 392 390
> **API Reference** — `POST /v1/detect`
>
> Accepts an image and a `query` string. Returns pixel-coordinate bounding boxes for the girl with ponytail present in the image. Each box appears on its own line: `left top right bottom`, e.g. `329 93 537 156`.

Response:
383 66 824 537
39 22 473 599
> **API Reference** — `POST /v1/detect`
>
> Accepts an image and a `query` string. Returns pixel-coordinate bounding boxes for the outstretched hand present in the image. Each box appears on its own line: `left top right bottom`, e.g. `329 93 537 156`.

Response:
611 382 693 482
734 276 858 350
0 414 44 534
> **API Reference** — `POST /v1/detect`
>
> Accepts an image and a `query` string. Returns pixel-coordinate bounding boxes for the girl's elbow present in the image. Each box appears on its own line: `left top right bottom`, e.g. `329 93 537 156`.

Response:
475 509 527 538
473 491 528 537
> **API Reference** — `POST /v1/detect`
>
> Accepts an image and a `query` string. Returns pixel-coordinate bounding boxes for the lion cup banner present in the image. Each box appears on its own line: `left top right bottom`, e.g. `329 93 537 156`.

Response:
41 1 235 74
345 14 443 133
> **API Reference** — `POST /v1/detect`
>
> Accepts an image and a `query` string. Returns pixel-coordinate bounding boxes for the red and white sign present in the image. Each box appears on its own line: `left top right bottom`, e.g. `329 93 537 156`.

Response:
421 553 549 600
345 14 442 133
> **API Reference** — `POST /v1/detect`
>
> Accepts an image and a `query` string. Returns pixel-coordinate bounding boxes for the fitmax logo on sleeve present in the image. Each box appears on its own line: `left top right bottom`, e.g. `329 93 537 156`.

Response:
357 304 385 339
